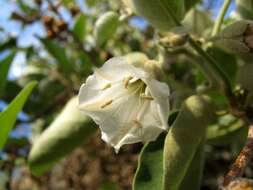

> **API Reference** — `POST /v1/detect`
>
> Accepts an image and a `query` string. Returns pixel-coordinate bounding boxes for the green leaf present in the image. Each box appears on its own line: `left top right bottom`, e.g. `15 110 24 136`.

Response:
182 9 213 37
62 0 73 6
28 96 97 176
40 38 72 73
207 47 237 83
73 13 86 42
0 81 37 149
79 51 93 75
94 11 119 46
215 20 250 53
237 64 253 95
0 52 16 97
132 112 178 190
100 182 118 190
236 0 253 19
133 133 166 190
85 0 101 7
126 0 185 31
178 140 205 190
163 95 215 190
0 38 16 52
207 114 245 145
184 0 201 12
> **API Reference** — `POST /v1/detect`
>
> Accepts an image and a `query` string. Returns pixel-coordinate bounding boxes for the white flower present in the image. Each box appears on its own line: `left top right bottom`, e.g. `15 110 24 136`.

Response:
78 57 170 152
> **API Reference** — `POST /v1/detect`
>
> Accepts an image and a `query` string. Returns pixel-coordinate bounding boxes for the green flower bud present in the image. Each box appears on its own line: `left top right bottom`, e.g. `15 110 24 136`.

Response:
122 0 185 31
216 20 253 53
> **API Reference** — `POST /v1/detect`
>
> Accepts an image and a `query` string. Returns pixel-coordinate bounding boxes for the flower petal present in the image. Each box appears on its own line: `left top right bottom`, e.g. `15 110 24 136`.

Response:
78 56 170 152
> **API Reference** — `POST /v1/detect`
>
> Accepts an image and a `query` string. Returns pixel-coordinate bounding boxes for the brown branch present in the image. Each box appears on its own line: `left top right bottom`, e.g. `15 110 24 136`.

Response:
222 124 253 187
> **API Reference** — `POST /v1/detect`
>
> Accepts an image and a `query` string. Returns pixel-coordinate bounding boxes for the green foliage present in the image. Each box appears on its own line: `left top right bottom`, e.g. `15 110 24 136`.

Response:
94 11 119 46
184 0 201 12
133 96 215 190
2 0 253 189
0 52 16 97
163 95 214 190
236 0 253 19
207 48 237 83
0 81 37 149
73 13 87 42
178 140 205 190
215 20 250 53
183 9 213 37
237 64 253 94
133 134 166 190
207 114 246 146
0 38 16 52
125 0 185 31
40 38 72 73
100 182 118 190
28 96 97 176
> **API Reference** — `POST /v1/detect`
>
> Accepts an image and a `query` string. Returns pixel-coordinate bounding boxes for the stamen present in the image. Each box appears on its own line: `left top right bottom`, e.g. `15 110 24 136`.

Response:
133 119 142 128
101 100 113 108
140 93 154 100
101 83 112 90
123 76 133 88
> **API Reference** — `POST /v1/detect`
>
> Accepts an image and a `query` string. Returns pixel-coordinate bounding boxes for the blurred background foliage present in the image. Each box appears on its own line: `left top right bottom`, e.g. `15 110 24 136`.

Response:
0 0 252 189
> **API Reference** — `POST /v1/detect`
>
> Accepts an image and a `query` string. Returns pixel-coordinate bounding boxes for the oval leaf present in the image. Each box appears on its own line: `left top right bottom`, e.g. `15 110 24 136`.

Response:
124 0 185 31
133 133 166 190
0 52 16 97
163 95 215 190
73 13 86 42
178 140 205 190
40 38 72 73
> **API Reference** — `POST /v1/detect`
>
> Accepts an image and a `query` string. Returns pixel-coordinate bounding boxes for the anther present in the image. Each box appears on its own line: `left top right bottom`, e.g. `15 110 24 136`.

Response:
101 100 113 108
140 93 154 100
124 76 133 88
101 83 112 90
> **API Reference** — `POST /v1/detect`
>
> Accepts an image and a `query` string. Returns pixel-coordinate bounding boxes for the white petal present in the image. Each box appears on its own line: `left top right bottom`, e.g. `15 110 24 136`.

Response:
95 57 148 82
143 78 170 129
78 56 170 152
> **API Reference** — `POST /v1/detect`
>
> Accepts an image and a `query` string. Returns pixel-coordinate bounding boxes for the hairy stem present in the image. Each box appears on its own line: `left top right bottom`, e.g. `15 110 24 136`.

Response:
212 0 232 36
222 124 253 187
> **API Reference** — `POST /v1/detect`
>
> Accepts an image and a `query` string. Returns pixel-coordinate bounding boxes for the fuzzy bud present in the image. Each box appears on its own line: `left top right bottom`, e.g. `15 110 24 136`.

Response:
216 20 253 53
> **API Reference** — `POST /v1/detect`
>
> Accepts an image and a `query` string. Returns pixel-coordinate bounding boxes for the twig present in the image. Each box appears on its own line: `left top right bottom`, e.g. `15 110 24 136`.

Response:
222 124 253 187
211 0 232 37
